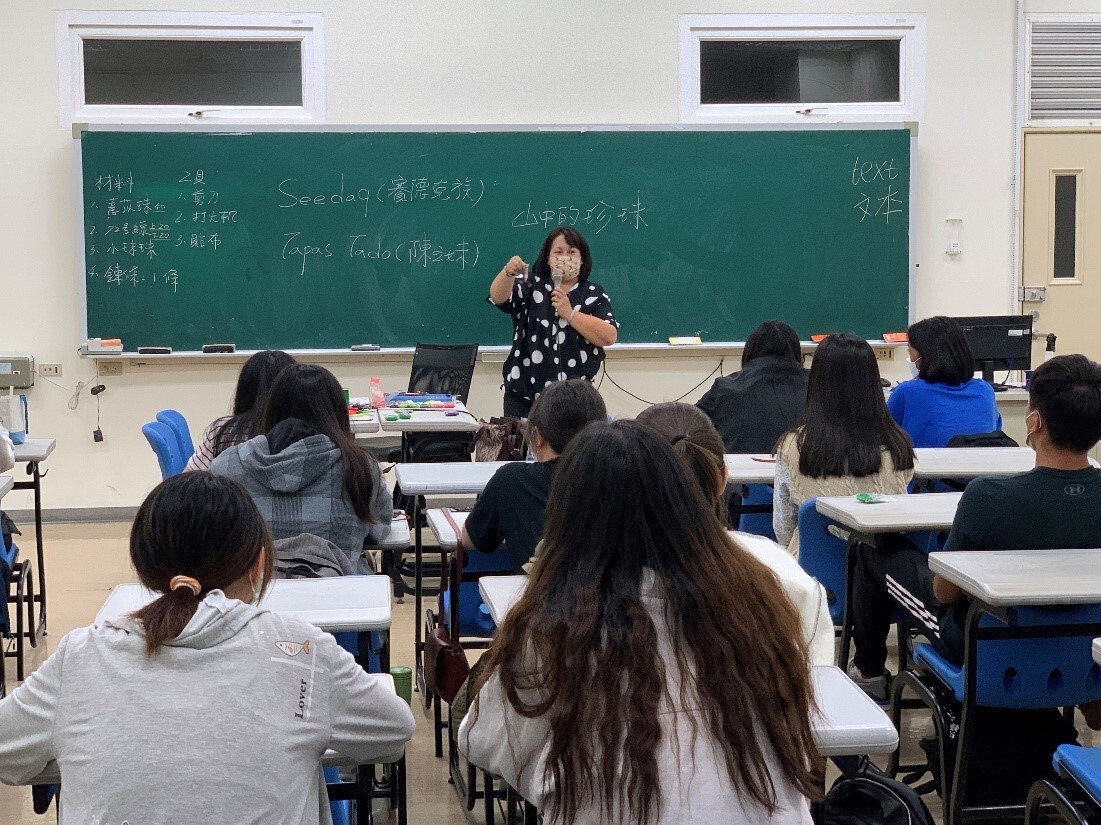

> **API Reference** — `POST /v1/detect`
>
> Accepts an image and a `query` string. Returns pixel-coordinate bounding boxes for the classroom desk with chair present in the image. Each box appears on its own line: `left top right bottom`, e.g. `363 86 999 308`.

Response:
928 548 1101 606
348 409 380 434
11 439 55 637
378 403 481 434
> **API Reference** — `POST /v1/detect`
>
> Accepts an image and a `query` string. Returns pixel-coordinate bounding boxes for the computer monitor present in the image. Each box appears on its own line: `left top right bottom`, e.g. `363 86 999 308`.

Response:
949 315 1033 386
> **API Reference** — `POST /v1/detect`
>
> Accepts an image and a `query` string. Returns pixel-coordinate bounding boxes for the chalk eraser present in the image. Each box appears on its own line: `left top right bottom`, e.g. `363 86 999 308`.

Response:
882 332 909 343
350 344 381 352
810 334 829 343
137 346 173 355
202 344 236 354
668 336 703 346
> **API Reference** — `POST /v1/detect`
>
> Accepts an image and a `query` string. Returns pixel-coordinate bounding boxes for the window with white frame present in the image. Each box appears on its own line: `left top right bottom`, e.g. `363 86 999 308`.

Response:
680 15 925 124
1028 16 1101 125
56 12 325 124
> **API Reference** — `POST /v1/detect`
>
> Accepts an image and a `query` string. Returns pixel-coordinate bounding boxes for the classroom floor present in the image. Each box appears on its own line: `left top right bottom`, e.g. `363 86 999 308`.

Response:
2 522 1100 824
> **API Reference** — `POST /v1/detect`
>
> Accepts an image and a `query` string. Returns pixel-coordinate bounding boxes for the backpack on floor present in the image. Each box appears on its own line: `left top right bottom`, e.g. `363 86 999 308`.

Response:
819 757 935 825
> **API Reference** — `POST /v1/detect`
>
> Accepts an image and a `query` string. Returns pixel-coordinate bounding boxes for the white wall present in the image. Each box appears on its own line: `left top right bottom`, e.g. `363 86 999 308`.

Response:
0 1 1036 511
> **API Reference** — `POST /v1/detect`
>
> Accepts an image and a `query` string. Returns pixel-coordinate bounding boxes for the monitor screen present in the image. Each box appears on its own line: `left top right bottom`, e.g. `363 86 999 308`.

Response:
949 315 1033 381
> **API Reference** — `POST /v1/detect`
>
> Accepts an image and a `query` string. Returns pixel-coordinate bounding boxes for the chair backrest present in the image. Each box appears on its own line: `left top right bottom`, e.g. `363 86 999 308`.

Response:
797 498 848 625
736 483 776 540
971 603 1101 708
141 421 186 479
409 343 479 403
155 409 195 462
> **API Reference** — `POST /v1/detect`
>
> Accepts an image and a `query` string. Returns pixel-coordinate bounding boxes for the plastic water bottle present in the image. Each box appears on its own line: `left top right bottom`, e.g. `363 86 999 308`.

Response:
369 377 385 408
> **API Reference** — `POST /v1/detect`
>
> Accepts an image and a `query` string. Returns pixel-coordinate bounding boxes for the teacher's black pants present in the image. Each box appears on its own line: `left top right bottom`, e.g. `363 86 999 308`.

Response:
503 390 533 419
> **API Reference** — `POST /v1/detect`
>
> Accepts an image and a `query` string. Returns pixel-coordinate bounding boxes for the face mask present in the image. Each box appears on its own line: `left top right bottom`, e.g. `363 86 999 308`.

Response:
549 254 581 281
907 357 920 379
1024 410 1039 449
250 568 265 606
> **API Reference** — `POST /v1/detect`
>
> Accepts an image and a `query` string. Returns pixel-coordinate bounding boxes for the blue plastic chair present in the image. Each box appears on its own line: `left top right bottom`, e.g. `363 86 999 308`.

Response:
155 409 195 464
890 601 1101 825
736 484 776 540
141 421 186 479
1026 745 1101 825
0 537 35 688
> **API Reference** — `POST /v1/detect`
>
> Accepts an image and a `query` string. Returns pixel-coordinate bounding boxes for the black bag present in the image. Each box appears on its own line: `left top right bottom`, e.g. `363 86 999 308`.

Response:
945 430 1019 448
820 757 935 825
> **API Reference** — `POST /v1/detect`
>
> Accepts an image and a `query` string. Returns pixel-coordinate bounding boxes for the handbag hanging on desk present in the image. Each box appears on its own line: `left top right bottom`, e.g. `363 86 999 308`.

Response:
422 508 472 708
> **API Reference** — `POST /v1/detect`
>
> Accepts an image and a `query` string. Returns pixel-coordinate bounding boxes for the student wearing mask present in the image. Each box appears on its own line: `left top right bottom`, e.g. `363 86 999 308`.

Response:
697 320 809 453
211 363 390 573
462 379 607 574
461 421 821 824
636 402 833 665
186 349 296 471
0 473 414 823
773 333 915 557
887 316 1001 447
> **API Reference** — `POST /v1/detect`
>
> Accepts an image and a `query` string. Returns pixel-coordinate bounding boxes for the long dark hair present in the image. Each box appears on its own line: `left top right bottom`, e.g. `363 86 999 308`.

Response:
130 473 274 656
260 363 379 523
527 379 607 454
636 402 728 524
532 226 593 282
788 333 914 478
212 350 297 455
908 316 974 385
474 421 820 822
743 320 803 368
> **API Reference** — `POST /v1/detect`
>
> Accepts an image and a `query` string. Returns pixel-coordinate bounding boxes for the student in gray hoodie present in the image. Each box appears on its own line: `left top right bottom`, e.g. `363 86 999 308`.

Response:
0 472 414 824
211 363 392 574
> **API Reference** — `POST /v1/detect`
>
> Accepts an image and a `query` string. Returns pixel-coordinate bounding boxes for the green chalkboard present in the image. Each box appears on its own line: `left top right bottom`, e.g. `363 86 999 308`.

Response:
79 129 910 350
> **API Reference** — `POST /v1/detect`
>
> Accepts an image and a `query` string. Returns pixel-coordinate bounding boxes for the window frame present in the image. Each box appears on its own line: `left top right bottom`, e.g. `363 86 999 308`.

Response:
679 14 925 124
1049 168 1083 284
56 11 326 125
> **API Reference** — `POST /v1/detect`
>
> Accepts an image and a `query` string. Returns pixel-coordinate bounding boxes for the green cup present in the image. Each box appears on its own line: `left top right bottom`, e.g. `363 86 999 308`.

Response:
390 666 412 705
342 388 351 405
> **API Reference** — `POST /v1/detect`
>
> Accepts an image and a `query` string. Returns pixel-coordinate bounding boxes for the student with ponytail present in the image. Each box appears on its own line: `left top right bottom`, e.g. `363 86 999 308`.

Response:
636 402 833 666
0 473 414 823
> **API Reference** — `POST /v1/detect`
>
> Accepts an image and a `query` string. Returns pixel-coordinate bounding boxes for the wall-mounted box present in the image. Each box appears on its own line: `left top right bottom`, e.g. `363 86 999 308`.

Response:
0 356 35 389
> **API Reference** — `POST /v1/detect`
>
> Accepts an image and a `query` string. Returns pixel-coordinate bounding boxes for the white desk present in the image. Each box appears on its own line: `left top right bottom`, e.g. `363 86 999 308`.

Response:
913 447 1042 480
393 461 510 495
96 576 393 633
815 492 962 534
379 403 481 433
928 549 1101 607
724 454 778 484
426 508 469 550
12 438 55 635
0 475 12 499
478 575 527 625
349 410 380 434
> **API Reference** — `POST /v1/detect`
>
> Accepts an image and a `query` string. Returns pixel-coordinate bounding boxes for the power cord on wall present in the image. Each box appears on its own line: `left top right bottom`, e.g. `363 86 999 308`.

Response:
598 358 725 406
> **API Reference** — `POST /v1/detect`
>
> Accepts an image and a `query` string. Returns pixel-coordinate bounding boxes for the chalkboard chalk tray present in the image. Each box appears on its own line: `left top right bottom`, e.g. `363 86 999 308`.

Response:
78 127 911 351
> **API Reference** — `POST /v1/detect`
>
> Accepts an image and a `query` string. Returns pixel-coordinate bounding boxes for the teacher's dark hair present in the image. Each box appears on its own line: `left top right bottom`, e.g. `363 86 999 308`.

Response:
130 473 273 656
212 349 297 455
260 363 381 524
907 316 974 385
1029 354 1101 452
533 226 593 282
473 421 820 822
527 379 607 454
786 332 914 478
636 402 728 524
742 320 803 368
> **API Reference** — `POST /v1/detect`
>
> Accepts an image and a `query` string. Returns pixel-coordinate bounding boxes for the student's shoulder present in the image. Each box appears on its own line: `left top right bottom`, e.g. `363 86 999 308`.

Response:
958 471 1035 507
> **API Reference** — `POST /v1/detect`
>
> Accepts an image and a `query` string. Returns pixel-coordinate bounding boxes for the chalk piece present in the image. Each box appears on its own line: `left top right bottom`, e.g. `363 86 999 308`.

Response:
668 336 703 346
350 344 381 351
201 344 236 354
882 332 908 343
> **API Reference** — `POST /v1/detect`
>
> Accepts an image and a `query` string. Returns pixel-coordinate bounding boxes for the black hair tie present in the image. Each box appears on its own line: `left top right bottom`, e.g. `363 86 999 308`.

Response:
671 434 688 445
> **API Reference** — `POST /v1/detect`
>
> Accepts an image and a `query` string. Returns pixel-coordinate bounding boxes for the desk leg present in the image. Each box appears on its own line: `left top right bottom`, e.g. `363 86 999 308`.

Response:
13 463 46 636
413 496 423 696
837 536 861 670
379 628 390 675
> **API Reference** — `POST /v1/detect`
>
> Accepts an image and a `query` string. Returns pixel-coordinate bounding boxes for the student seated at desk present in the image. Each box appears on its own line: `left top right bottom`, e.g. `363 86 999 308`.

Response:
460 421 821 824
0 473 415 824
211 363 391 573
851 354 1101 693
773 333 915 557
462 379 606 573
696 320 809 453
0 420 12 472
186 349 296 471
636 402 833 666
887 316 1002 447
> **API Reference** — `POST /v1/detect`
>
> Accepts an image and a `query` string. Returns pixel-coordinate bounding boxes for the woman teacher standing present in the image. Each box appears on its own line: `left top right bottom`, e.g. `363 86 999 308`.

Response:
490 227 618 418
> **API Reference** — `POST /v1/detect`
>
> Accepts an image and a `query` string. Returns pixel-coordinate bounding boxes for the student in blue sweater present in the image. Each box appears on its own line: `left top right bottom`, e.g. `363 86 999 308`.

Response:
887 316 1002 447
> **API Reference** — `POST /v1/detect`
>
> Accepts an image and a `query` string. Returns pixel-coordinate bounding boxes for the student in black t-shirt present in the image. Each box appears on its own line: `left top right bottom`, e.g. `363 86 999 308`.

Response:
462 379 607 573
850 354 1101 699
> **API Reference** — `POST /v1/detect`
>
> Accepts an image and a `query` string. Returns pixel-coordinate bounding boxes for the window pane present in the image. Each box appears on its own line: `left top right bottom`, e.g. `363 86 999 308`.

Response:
1053 174 1078 279
83 39 303 106
700 39 900 104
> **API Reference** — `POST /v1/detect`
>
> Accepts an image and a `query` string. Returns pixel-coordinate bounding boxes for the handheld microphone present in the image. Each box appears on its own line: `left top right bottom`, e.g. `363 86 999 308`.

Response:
551 268 563 291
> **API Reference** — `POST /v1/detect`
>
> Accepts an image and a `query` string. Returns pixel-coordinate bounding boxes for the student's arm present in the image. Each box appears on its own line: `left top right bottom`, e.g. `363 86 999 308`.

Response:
886 386 905 427
463 474 506 553
363 458 394 544
0 422 13 473
933 575 964 604
184 419 222 472
772 453 797 550
0 633 66 784
490 257 526 306
934 483 984 605
324 635 415 764
807 581 836 667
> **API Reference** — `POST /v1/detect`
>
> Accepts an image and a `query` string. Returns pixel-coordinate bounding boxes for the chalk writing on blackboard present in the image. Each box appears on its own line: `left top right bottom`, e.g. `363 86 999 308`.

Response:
851 158 904 225
348 234 479 270
278 175 486 218
511 194 650 234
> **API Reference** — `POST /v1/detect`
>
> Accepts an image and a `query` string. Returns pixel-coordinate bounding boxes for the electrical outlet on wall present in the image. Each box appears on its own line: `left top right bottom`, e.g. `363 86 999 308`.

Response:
98 361 123 376
39 364 61 377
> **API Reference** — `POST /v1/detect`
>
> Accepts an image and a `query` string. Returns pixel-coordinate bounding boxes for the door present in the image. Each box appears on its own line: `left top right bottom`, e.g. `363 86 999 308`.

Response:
1021 130 1101 362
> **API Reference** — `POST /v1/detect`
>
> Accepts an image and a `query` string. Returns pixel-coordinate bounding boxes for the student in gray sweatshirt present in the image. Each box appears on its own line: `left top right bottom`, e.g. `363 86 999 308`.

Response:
0 473 414 824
